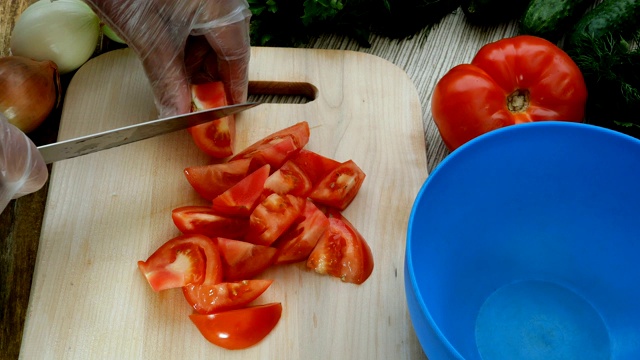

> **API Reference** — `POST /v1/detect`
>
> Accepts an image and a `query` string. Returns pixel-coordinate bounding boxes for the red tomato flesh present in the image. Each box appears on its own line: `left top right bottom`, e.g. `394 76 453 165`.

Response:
290 149 341 186
212 164 270 217
273 200 329 265
190 303 283 350
183 279 273 315
309 160 366 210
235 135 300 174
189 82 235 158
306 212 374 284
138 234 223 292
244 193 306 246
263 160 313 197
215 237 277 281
184 158 251 201
172 206 249 240
230 121 310 172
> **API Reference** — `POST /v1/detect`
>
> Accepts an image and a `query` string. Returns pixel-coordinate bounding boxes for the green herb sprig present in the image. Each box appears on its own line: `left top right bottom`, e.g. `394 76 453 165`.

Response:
247 0 461 47
569 32 640 137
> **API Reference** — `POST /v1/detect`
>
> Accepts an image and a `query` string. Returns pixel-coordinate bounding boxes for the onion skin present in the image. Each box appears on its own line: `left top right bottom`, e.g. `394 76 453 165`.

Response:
0 56 60 133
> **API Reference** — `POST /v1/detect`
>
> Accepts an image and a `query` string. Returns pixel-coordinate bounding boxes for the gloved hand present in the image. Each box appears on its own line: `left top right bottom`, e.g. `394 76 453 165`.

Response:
0 113 48 212
86 0 252 117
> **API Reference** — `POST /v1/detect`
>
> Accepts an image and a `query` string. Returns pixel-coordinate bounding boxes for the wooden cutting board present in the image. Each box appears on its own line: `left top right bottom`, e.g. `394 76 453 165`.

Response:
20 47 428 359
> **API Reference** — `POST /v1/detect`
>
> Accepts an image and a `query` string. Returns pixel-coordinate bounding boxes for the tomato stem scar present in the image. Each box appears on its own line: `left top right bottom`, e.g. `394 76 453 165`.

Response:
507 89 530 113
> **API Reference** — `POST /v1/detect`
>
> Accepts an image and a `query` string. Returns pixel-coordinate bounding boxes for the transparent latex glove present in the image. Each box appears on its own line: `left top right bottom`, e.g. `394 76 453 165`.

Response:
86 0 251 117
0 113 48 212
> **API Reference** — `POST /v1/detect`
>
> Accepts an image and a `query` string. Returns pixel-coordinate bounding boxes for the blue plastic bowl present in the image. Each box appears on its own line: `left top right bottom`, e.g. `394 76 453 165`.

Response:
405 122 640 360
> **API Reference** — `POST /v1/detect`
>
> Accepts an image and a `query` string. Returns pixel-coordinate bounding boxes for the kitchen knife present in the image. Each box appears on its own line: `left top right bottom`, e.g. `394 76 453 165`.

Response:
37 102 259 164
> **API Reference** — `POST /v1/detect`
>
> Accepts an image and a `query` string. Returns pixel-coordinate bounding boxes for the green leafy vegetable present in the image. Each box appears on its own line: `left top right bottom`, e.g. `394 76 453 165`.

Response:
569 32 640 137
247 0 461 47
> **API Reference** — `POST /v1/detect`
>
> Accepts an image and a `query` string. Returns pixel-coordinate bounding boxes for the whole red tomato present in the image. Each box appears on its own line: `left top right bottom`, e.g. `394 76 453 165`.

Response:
431 35 588 151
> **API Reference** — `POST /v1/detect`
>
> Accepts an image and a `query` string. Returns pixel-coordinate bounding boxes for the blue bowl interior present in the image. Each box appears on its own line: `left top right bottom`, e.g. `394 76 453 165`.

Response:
406 122 640 360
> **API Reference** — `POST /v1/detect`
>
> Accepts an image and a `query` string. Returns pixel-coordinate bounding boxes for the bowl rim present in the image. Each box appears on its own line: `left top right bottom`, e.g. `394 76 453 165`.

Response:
405 121 640 358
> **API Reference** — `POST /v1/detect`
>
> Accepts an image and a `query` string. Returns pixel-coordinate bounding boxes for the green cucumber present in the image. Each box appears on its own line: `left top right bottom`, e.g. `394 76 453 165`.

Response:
520 0 593 41
461 0 530 25
567 0 640 47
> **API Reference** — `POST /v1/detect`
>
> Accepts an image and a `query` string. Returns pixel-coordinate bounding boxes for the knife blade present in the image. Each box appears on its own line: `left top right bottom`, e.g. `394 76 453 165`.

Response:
37 102 260 164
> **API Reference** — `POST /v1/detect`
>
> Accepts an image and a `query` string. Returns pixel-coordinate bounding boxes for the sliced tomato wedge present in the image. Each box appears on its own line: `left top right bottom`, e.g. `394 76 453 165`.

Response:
244 193 306 246
188 82 235 158
215 237 277 281
183 279 273 315
230 121 310 172
190 303 283 350
184 158 251 201
309 160 366 210
263 160 313 197
306 212 374 284
273 200 329 265
235 136 300 174
172 206 249 240
290 149 341 186
212 164 270 217
138 234 223 292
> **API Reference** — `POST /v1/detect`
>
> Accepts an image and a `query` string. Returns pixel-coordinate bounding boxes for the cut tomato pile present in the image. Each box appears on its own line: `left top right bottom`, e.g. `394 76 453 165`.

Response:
138 83 374 350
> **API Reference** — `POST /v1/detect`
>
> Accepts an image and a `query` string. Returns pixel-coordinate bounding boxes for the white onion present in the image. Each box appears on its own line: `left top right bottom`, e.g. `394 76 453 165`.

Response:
10 0 100 74
101 24 126 44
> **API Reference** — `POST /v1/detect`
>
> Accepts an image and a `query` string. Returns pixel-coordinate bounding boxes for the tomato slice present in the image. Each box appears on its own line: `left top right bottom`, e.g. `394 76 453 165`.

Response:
235 135 300 174
212 164 270 217
138 234 223 292
188 82 235 158
263 160 313 197
172 206 249 240
230 121 310 172
215 237 277 281
309 160 366 210
183 279 273 315
244 193 306 246
189 303 282 350
184 158 251 201
273 200 329 265
306 212 374 284
290 149 341 186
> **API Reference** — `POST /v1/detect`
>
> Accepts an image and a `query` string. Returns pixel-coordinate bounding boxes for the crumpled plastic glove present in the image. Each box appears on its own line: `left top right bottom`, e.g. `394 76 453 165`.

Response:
86 0 252 118
0 113 48 212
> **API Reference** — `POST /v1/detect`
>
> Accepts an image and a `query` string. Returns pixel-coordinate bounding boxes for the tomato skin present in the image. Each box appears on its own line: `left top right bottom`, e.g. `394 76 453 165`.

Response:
215 237 277 281
183 279 273 315
212 164 270 217
189 303 283 350
230 121 310 172
235 135 300 174
309 160 366 210
244 194 306 246
138 234 223 292
306 212 374 285
290 149 341 186
172 206 249 240
273 200 329 265
189 82 235 158
184 158 251 201
431 35 587 151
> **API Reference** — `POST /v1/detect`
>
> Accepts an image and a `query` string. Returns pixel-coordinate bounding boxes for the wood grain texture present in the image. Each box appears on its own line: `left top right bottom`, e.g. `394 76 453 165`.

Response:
20 47 428 359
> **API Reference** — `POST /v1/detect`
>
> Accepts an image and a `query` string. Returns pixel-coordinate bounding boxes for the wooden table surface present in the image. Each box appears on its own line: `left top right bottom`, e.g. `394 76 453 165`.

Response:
0 2 519 358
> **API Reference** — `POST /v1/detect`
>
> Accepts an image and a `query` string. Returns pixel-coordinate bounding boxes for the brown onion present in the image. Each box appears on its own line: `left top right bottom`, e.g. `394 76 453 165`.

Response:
0 56 61 133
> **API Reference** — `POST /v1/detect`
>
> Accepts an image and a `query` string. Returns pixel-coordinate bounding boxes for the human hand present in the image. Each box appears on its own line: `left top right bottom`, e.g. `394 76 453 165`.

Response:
86 0 252 117
0 113 48 212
